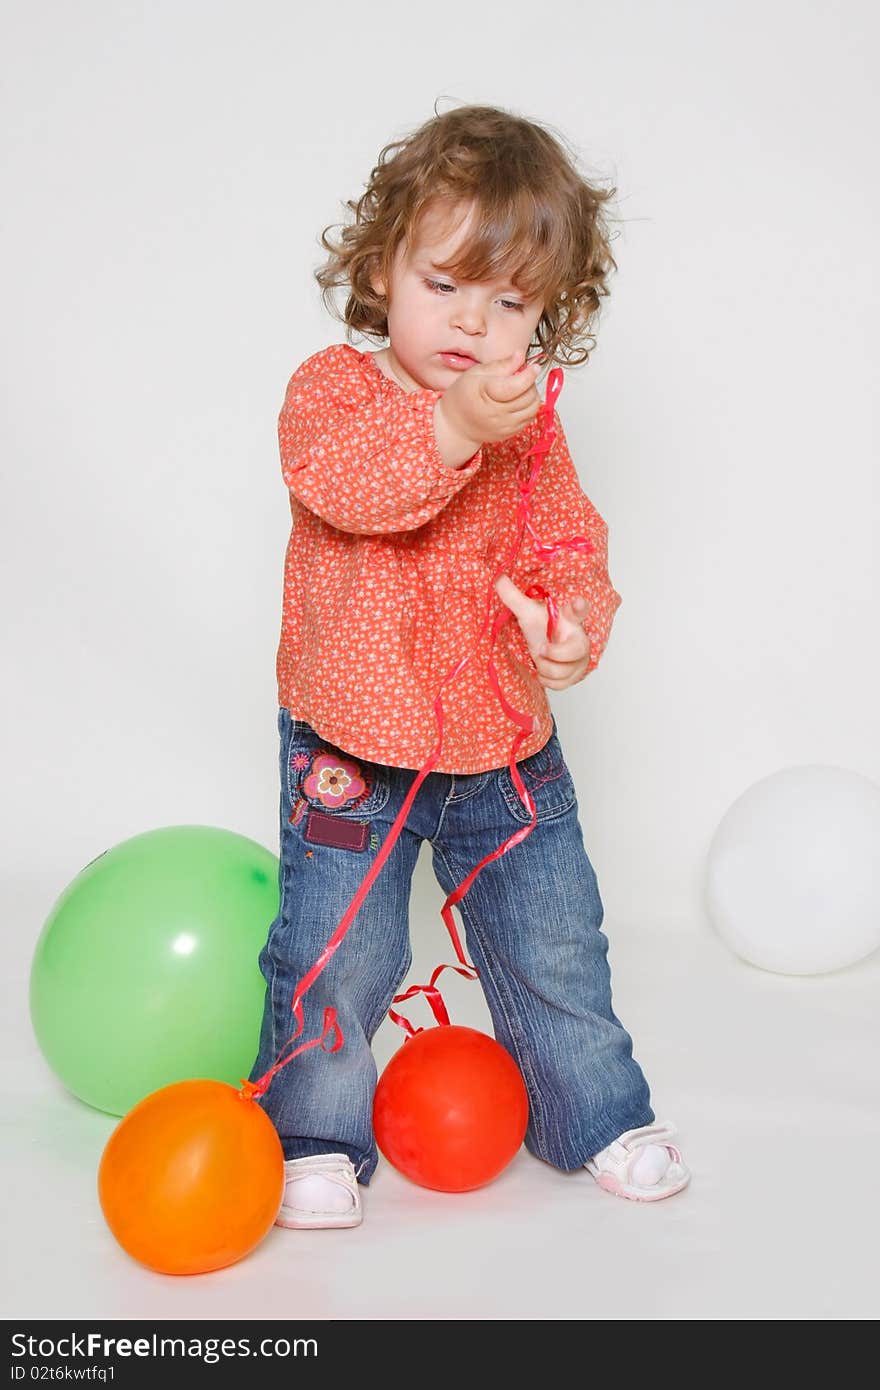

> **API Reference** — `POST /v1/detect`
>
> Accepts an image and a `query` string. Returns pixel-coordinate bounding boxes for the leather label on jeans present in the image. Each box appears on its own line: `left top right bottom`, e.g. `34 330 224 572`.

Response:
303 808 369 852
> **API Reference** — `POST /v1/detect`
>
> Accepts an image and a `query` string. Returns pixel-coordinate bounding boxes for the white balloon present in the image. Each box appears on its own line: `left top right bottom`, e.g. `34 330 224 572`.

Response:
706 765 880 975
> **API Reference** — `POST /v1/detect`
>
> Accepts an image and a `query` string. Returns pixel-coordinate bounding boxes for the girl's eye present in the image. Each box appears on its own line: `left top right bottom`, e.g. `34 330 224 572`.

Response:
424 278 526 313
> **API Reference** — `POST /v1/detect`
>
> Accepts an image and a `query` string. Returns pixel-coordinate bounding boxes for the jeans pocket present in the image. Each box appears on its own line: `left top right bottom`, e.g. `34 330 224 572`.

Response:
285 723 392 819
496 733 577 824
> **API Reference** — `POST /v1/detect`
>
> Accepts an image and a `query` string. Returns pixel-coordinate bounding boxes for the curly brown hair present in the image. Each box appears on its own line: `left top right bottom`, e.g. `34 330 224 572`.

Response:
315 103 620 368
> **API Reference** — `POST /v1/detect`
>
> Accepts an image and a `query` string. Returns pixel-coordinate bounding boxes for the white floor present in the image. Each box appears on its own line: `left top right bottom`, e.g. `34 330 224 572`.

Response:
4 863 879 1322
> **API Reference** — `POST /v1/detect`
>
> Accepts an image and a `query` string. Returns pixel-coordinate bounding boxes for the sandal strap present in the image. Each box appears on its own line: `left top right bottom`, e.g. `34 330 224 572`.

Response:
284 1153 358 1191
607 1122 682 1173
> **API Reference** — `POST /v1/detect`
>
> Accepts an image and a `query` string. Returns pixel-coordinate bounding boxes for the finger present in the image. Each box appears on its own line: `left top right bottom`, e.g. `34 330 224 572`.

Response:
540 599 590 647
537 625 593 659
490 395 541 431
492 573 522 609
484 362 540 402
494 577 549 634
566 596 590 620
539 631 592 661
493 573 531 609
510 380 544 408
536 654 590 680
511 350 546 379
504 382 541 411
501 369 540 401
477 351 524 376
534 650 578 671
534 618 592 668
538 673 588 690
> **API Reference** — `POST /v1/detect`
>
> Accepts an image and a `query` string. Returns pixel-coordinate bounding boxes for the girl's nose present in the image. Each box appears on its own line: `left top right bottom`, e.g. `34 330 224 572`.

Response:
450 298 486 335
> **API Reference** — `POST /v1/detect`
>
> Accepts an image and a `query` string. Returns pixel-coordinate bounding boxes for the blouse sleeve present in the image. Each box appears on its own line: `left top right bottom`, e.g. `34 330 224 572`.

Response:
278 348 484 534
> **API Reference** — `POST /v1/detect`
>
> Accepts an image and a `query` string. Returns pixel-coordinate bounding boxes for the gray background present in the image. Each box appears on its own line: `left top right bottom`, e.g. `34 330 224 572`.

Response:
3 0 878 1320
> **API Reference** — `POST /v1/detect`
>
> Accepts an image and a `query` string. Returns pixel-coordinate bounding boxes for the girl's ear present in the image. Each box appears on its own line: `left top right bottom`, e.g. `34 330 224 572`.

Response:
369 258 386 298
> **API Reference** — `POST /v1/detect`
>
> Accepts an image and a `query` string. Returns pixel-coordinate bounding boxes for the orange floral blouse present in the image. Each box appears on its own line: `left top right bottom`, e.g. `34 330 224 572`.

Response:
275 344 622 773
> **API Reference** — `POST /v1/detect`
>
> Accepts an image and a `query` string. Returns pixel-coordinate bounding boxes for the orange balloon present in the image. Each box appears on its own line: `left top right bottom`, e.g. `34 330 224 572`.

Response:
98 1079 284 1275
373 1025 529 1192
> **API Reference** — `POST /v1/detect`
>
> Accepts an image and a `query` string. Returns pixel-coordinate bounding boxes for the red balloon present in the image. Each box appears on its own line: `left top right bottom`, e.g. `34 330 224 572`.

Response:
373 1025 529 1191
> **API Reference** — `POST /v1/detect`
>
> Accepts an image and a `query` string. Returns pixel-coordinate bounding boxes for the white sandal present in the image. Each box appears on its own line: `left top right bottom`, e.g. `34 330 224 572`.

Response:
275 1152 363 1229
584 1121 691 1202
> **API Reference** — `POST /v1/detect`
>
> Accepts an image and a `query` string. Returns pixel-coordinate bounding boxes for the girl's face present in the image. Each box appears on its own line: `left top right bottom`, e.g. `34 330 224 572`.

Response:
372 200 545 393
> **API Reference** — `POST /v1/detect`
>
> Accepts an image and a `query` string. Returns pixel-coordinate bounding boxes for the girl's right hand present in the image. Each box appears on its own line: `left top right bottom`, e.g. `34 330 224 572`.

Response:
436 352 542 450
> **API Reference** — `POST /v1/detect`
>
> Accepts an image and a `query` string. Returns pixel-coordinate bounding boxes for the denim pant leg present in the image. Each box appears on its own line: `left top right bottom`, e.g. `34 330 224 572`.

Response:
429 723 655 1171
248 712 421 1183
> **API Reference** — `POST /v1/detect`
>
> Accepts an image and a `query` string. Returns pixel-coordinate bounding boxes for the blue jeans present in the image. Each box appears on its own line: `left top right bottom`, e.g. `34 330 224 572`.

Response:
249 708 654 1183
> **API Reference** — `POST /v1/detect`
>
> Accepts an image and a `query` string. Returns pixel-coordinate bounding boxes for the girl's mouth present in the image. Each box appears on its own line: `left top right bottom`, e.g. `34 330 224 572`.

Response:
439 351 477 370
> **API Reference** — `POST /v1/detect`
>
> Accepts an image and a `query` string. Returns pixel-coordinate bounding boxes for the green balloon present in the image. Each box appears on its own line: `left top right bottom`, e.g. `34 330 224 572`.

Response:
30 826 278 1116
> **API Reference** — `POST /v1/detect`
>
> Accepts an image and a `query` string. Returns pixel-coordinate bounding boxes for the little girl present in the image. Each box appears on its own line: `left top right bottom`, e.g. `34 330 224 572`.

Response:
248 103 690 1227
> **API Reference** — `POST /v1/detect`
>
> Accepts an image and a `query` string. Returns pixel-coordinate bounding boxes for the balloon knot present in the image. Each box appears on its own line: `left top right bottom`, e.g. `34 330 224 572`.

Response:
238 1079 265 1102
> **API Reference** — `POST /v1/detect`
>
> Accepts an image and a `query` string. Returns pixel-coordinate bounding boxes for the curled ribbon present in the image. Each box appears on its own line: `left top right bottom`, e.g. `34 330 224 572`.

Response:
241 363 594 1101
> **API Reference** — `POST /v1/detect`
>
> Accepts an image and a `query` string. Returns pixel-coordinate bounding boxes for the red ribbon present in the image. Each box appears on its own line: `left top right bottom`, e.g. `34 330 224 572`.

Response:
242 363 594 1098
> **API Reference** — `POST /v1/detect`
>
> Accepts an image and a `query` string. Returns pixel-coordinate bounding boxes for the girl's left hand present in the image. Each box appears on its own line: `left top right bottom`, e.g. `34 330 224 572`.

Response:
493 574 592 689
